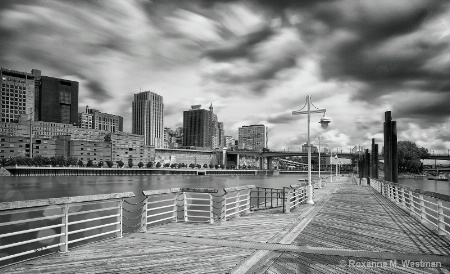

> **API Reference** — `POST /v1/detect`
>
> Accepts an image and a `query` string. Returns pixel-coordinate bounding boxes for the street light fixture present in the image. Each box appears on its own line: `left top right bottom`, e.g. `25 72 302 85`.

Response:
335 155 338 177
293 95 330 204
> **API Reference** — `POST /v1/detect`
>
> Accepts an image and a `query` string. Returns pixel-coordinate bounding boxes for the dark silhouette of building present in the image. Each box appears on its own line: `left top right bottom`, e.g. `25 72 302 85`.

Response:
34 73 79 125
183 104 222 149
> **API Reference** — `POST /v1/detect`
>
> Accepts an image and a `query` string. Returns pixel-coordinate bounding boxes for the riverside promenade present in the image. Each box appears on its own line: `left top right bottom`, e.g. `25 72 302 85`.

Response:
3 177 450 273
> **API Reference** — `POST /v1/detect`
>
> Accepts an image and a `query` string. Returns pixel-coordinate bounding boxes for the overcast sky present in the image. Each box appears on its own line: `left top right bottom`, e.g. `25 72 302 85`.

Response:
1 0 449 153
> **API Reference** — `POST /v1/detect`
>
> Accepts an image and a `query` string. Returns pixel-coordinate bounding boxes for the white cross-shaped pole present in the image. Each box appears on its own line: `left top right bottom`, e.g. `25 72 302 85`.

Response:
292 95 326 204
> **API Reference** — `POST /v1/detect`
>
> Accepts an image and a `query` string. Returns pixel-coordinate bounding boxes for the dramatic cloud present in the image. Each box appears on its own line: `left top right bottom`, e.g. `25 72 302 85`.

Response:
0 0 449 153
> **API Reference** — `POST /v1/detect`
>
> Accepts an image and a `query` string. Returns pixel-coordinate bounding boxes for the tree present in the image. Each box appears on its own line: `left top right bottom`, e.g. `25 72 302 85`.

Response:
138 162 144 168
32 155 47 166
117 160 124 168
87 159 94 167
397 141 427 173
50 156 66 167
78 160 84 167
106 161 113 168
156 162 162 168
203 163 208 168
189 163 195 169
98 161 104 168
146 161 153 168
67 157 78 167
128 157 133 168
209 164 214 169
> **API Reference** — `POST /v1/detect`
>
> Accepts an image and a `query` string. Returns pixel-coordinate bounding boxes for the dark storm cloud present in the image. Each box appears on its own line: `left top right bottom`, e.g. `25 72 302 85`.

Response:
85 80 112 100
204 27 274 61
395 93 450 123
266 112 298 124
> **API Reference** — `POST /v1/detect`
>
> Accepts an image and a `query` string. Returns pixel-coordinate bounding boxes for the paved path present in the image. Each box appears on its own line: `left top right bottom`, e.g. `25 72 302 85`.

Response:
247 181 450 274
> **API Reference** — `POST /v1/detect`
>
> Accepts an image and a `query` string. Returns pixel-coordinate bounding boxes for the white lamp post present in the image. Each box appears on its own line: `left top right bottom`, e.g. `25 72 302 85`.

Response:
335 155 338 177
293 95 330 204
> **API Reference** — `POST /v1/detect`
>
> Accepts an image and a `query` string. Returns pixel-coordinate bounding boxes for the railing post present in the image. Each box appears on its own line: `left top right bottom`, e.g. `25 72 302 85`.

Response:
173 193 180 222
400 188 406 208
284 188 291 213
139 197 148 232
257 187 260 210
264 188 267 209
235 191 241 218
294 188 301 207
183 192 188 222
117 199 123 238
209 194 214 224
59 204 69 253
437 200 445 236
408 190 414 215
245 189 251 214
419 194 426 224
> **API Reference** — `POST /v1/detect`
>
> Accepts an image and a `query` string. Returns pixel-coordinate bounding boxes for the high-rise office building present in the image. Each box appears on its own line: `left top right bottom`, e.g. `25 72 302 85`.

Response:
35 74 79 125
78 105 123 132
218 122 225 148
183 104 222 149
0 68 36 123
132 91 164 147
238 124 268 151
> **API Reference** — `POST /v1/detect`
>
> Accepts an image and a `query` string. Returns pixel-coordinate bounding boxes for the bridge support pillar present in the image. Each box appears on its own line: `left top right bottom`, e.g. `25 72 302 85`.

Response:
222 147 227 167
259 157 264 170
267 157 273 170
236 154 240 167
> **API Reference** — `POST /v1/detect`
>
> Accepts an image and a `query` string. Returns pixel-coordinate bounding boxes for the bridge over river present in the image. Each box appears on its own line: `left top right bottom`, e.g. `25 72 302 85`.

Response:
224 150 450 170
1 176 449 273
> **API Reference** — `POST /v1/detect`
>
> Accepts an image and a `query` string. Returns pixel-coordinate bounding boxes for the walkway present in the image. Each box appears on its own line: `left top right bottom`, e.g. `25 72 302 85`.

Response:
4 178 450 273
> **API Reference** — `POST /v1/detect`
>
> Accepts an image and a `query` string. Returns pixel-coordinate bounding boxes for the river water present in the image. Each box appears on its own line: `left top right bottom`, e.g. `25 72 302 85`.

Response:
0 174 448 202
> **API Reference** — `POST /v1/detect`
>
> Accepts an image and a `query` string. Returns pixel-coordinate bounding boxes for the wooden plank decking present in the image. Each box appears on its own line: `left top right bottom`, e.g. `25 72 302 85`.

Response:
3 177 450 274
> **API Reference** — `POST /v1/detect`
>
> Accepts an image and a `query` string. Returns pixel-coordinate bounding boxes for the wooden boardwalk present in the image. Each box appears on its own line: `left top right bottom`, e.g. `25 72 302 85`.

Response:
4 178 450 274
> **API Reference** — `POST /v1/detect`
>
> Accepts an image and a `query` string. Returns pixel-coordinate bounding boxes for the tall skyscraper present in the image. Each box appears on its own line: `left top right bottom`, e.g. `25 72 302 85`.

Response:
183 104 222 149
238 124 268 151
35 75 79 125
132 91 164 147
0 68 36 123
78 105 123 132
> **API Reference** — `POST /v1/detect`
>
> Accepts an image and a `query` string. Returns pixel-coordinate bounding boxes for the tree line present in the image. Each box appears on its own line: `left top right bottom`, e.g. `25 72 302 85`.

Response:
0 155 260 170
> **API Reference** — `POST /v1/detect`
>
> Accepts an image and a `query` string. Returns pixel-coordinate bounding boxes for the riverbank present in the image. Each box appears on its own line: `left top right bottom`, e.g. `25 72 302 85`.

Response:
3 166 279 177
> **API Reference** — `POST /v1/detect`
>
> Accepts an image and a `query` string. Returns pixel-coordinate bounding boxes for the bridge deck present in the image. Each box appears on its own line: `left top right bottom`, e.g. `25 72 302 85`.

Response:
4 178 450 274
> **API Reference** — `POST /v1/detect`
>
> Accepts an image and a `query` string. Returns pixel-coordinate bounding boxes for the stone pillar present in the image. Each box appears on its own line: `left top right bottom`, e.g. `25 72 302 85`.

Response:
267 157 273 170
384 111 392 182
374 144 379 179
222 147 227 167
236 154 240 167
392 121 398 183
365 149 370 185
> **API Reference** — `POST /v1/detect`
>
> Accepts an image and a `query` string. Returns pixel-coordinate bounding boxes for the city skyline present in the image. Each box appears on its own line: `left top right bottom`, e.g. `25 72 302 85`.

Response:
1 1 449 153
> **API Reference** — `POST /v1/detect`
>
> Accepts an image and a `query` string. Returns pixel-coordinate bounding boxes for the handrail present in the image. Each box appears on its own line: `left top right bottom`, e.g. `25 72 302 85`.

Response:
0 192 132 267
0 192 135 211
380 180 450 202
369 178 450 239
140 185 255 230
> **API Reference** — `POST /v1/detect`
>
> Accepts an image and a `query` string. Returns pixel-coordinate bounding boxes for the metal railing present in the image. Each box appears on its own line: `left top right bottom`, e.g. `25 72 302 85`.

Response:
370 179 450 238
284 183 308 213
140 185 255 230
250 187 284 211
0 192 134 267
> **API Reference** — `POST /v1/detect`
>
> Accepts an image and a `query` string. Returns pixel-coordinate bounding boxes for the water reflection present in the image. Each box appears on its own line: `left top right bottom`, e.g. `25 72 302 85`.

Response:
1 174 447 203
